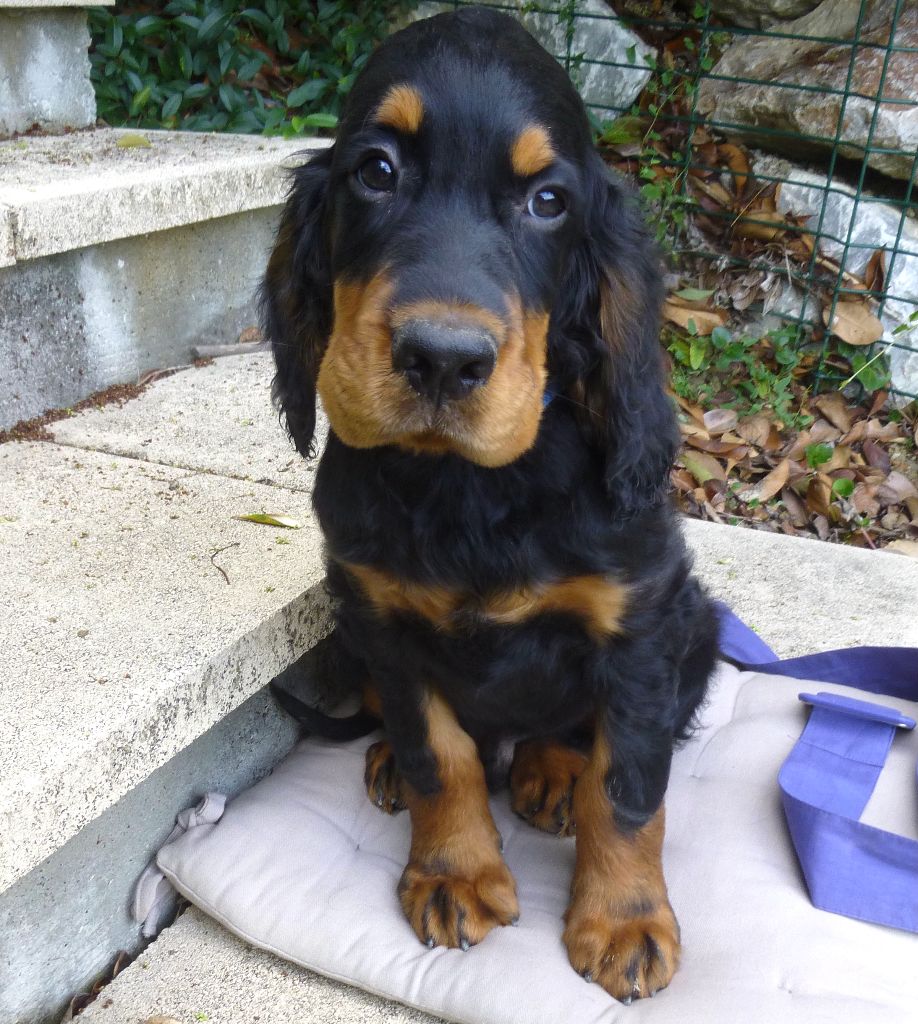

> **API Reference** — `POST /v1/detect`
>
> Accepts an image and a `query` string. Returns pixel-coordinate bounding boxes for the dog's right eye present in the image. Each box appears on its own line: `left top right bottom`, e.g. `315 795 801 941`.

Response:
357 157 397 193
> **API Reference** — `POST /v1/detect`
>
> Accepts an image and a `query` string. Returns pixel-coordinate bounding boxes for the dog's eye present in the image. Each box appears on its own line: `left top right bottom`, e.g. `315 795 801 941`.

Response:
527 189 566 219
357 156 396 193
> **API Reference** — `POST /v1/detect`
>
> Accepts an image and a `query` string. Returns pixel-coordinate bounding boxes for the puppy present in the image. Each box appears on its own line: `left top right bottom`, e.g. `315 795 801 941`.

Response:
262 5 718 1002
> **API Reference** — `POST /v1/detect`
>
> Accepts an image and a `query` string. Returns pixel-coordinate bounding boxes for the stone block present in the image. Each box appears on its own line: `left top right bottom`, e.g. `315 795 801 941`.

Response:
0 10 96 135
0 207 281 427
698 0 918 184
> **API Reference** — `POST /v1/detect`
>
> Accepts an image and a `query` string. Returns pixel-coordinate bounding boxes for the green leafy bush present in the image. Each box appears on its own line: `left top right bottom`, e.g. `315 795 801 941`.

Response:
88 0 414 135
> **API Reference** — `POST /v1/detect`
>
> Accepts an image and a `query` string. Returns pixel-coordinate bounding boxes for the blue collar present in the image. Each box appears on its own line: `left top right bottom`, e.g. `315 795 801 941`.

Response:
542 386 556 408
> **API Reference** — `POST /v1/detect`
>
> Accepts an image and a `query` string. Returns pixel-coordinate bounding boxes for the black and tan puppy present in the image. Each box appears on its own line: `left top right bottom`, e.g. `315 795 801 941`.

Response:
262 5 717 1003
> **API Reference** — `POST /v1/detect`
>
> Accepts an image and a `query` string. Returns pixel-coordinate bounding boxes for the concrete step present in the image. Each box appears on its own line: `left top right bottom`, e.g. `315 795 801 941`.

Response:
0 129 327 428
0 354 335 1023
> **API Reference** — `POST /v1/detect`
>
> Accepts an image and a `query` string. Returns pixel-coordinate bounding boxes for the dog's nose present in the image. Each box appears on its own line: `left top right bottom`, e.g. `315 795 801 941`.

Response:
392 320 497 403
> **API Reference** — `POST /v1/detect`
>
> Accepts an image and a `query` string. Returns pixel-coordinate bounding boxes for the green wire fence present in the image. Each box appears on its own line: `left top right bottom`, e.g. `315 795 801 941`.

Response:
446 0 918 402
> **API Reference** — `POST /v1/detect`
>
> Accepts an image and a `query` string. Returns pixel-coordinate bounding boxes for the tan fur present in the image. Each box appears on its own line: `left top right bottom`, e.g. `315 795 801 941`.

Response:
316 273 549 467
599 267 640 355
343 561 629 639
511 125 555 177
375 83 424 134
510 738 588 836
399 693 518 948
563 729 680 1000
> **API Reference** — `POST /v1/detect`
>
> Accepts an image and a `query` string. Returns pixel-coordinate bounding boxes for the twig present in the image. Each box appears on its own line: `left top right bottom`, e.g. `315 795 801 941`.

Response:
210 542 240 585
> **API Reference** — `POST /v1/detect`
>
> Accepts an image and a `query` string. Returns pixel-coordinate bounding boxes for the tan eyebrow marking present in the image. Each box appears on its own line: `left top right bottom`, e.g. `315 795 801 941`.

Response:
375 84 424 134
511 125 556 178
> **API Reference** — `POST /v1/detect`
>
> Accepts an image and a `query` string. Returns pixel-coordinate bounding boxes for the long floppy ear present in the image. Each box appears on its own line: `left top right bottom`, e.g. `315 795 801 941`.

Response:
259 145 334 458
552 153 678 514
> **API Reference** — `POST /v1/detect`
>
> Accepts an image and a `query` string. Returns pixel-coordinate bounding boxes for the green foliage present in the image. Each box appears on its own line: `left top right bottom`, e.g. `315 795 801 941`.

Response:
88 0 414 136
668 322 814 429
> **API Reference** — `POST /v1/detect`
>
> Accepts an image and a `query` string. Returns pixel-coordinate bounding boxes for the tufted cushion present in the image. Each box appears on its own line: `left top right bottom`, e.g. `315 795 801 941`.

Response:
155 662 918 1023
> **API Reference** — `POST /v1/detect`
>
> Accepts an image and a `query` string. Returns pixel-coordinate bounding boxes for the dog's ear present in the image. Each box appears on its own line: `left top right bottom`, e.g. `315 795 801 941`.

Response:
553 154 678 514
260 146 334 458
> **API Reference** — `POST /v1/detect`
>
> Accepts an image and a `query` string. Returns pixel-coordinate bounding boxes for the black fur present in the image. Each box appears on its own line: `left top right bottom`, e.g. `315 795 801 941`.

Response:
262 6 717 830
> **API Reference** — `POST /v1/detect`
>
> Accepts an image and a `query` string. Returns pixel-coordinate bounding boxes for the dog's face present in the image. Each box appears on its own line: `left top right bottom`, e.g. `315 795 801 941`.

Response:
265 8 676 509
315 18 592 466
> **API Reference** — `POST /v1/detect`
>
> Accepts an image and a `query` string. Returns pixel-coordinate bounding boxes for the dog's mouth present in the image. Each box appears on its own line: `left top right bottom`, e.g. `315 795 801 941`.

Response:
316 274 549 466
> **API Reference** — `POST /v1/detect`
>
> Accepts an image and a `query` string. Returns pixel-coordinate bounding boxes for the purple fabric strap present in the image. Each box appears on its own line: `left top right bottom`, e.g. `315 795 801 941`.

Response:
716 603 918 934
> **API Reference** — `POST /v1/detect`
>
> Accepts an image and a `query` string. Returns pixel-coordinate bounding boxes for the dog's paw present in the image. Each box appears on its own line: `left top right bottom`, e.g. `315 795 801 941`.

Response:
364 740 406 814
510 741 587 836
563 899 680 1002
398 858 519 949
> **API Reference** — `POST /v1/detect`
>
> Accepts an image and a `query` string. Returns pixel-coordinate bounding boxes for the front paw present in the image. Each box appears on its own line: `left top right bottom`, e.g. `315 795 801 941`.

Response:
563 898 680 1002
511 740 587 837
364 740 406 814
398 858 519 950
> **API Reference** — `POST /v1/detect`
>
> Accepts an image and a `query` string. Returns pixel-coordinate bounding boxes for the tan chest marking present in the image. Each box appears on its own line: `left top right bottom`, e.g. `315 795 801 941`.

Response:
343 562 628 640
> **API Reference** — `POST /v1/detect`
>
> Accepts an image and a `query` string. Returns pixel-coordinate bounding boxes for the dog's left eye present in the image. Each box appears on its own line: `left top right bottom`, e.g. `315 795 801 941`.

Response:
357 156 397 193
527 189 566 219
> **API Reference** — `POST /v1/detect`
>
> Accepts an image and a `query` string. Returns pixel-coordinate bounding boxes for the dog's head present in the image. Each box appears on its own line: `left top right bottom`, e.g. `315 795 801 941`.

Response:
263 6 677 508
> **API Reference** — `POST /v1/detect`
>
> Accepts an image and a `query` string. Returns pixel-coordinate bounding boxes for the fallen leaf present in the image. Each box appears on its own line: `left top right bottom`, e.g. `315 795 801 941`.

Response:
718 143 750 199
808 418 842 445
681 450 726 485
234 513 302 528
864 248 886 294
822 301 884 346
813 392 854 432
116 133 153 149
881 471 918 502
674 287 715 302
735 413 772 448
861 439 891 473
733 209 788 242
780 485 808 527
739 458 790 503
663 301 727 335
702 408 738 435
885 539 918 558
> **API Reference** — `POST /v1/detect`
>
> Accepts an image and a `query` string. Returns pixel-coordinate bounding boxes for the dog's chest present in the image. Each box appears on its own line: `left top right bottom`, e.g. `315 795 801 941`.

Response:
341 560 628 641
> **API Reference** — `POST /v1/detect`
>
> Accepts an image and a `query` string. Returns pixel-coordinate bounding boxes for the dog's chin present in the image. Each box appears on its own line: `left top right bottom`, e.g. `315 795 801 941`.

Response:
326 400 542 468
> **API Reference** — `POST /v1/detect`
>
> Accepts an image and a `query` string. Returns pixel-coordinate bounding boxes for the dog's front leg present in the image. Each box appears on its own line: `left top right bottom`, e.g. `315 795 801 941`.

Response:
387 689 519 949
563 705 680 1002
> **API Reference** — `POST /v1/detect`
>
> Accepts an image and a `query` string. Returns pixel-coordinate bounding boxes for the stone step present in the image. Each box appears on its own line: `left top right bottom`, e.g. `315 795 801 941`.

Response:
0 354 334 1023
0 129 326 429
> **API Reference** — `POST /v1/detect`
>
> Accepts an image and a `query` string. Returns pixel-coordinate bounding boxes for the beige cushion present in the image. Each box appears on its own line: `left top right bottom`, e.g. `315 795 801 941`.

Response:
155 663 918 1022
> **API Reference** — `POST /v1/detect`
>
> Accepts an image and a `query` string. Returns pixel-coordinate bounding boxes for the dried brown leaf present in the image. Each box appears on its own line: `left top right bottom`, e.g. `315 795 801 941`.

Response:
691 176 735 209
733 210 788 242
864 248 886 294
813 393 854 432
885 539 918 558
739 457 790 503
735 414 772 448
882 471 918 502
861 439 891 473
780 485 808 527
809 418 842 444
718 143 750 199
822 301 884 346
702 408 738 435
663 301 727 335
